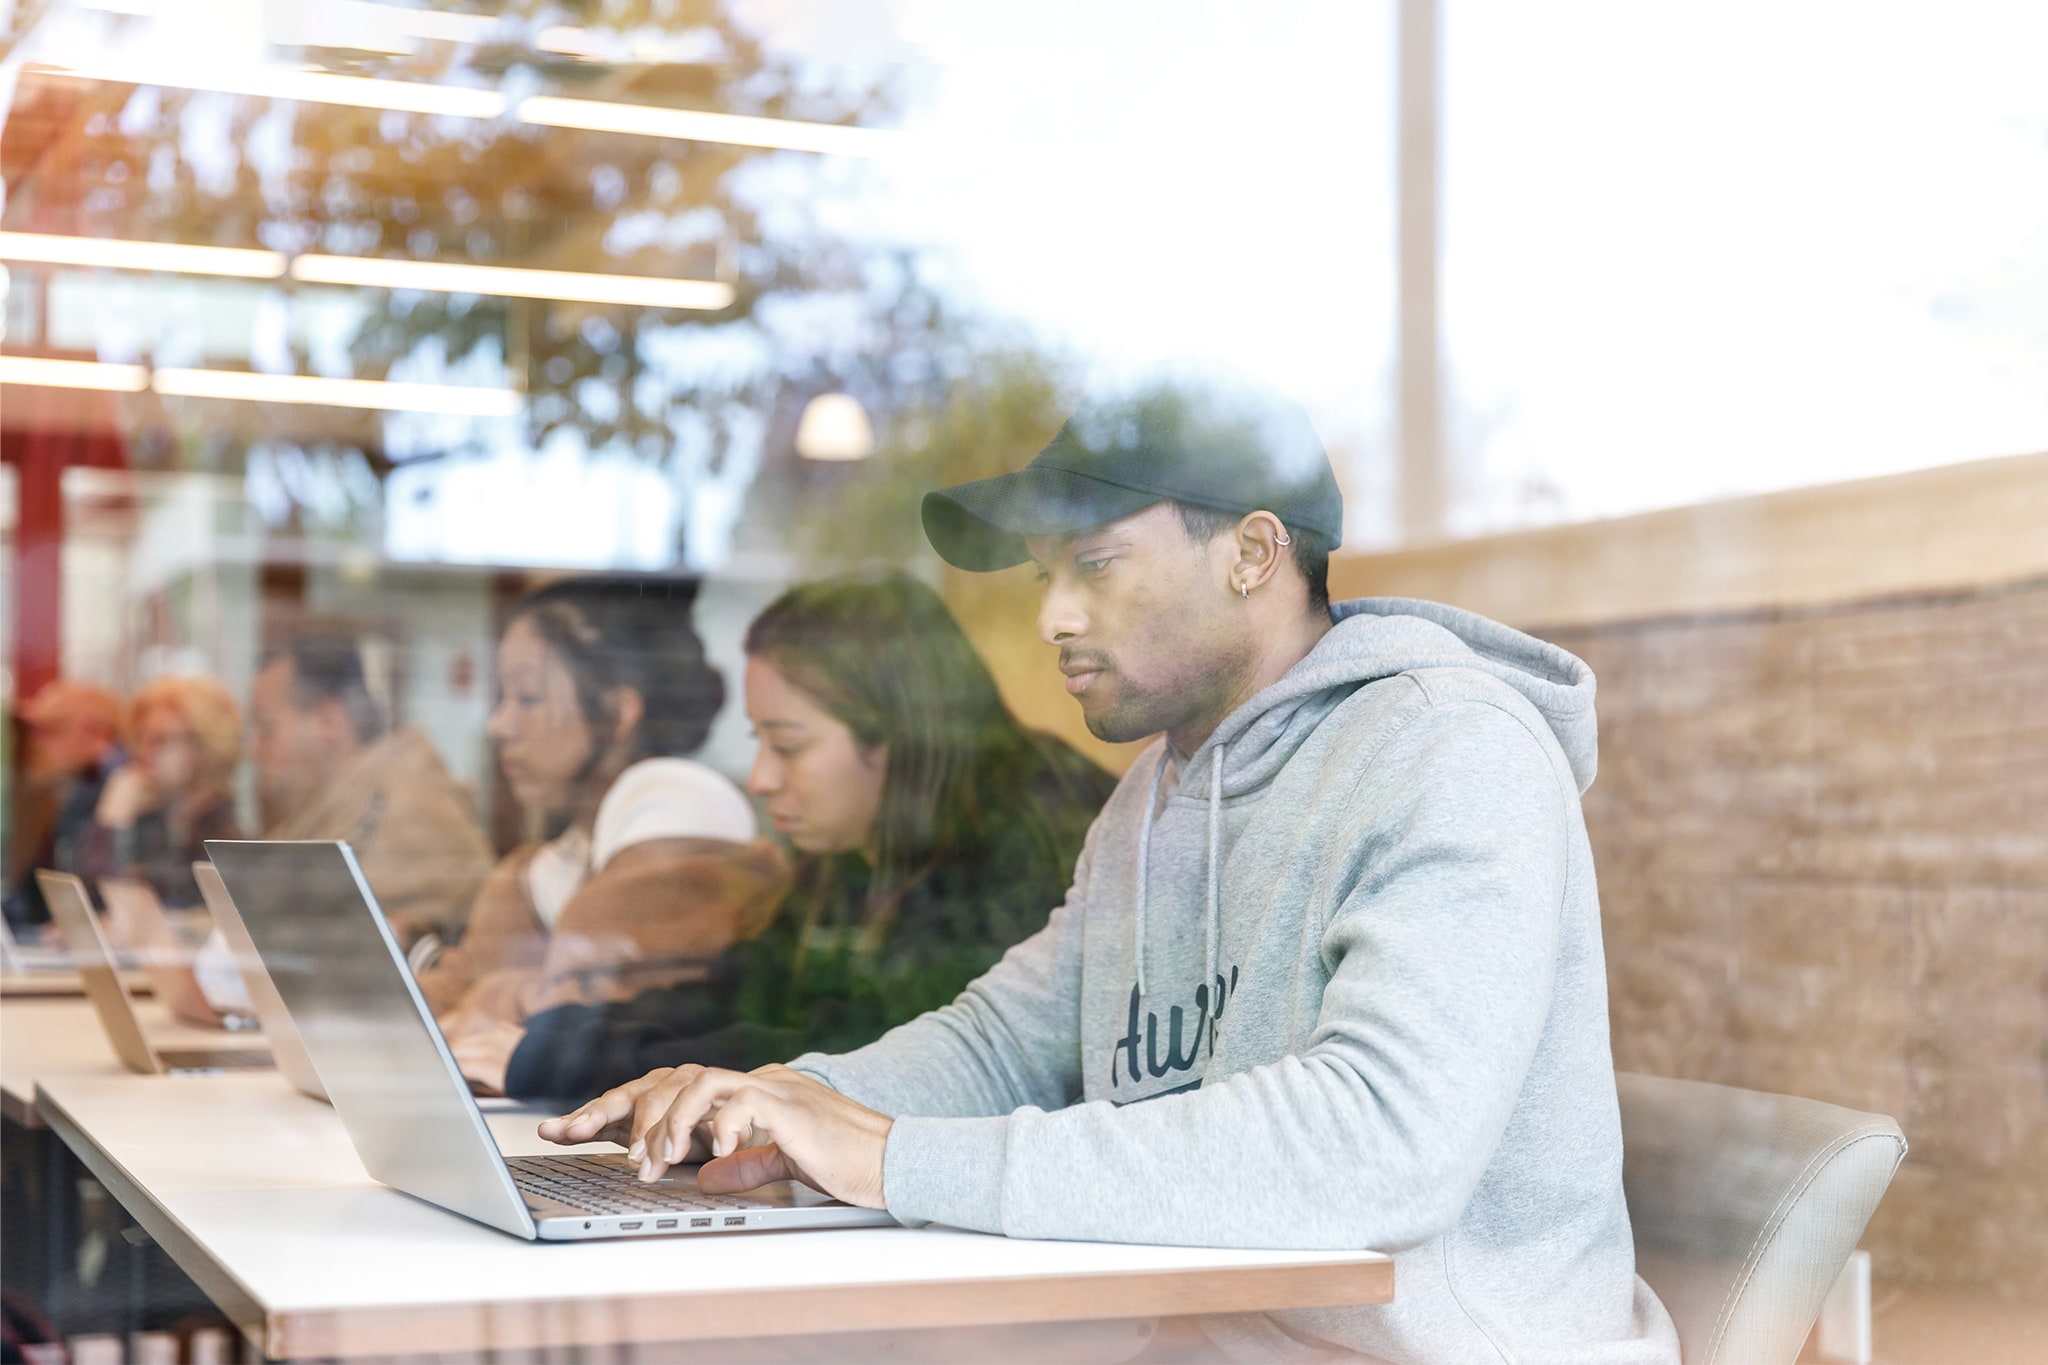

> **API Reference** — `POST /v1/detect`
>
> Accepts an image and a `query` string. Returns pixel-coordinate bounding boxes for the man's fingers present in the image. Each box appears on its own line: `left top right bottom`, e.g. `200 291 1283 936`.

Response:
537 1068 673 1146
640 1068 757 1180
705 1087 773 1161
697 1142 798 1195
625 1066 706 1161
537 1092 630 1142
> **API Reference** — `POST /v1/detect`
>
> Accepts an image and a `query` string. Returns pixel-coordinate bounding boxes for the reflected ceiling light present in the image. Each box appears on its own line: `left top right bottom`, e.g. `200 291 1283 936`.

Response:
534 25 605 59
794 393 875 461
77 1 502 46
0 231 286 279
534 25 726 65
37 62 508 118
152 368 523 415
290 254 734 310
33 61 892 154
518 96 893 157
0 355 150 392
385 7 500 45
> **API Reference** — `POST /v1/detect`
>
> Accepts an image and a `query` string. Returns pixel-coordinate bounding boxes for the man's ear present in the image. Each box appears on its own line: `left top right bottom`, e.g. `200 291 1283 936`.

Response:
603 686 646 749
1232 510 1289 597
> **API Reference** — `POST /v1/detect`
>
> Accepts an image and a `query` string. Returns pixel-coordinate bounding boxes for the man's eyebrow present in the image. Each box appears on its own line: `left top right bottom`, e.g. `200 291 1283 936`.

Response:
1027 525 1131 566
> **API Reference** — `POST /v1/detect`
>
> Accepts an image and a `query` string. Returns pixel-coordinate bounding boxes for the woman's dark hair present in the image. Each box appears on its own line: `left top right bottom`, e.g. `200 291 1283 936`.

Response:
510 575 725 767
744 572 1070 932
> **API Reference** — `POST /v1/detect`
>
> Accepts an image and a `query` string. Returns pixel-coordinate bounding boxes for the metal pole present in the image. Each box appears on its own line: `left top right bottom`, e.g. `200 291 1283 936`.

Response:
1397 0 1445 543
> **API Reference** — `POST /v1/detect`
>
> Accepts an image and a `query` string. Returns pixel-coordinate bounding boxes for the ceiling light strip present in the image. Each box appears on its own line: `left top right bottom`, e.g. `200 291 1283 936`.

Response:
517 95 892 157
1 357 522 414
0 231 285 278
39 63 507 118
31 62 892 154
290 254 735 310
151 369 524 415
0 355 149 391
0 232 730 309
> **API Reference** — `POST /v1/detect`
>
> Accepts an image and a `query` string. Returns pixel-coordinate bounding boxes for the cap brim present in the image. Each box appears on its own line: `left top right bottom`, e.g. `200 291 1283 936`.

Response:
921 468 1161 571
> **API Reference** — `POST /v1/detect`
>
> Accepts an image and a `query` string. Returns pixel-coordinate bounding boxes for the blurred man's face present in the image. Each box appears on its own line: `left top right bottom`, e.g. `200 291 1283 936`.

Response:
23 707 115 780
1026 502 1256 747
250 658 350 827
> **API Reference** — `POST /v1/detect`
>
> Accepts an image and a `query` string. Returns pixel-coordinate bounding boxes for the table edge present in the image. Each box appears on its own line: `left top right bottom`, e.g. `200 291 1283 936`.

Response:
267 1254 1393 1358
34 1079 1392 1360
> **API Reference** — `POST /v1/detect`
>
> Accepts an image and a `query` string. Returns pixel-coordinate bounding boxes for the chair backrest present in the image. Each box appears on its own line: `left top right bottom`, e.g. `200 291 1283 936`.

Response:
1616 1072 1905 1365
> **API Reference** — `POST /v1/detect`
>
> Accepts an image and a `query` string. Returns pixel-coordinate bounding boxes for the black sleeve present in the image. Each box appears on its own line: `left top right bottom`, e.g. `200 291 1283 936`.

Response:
504 960 807 1104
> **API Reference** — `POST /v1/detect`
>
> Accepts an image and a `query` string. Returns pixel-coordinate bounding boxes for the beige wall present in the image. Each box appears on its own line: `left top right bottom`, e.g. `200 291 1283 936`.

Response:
1549 581 2048 1298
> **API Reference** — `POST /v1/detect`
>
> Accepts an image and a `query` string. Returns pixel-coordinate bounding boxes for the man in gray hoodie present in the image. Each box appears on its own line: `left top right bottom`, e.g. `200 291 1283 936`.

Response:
542 389 1681 1364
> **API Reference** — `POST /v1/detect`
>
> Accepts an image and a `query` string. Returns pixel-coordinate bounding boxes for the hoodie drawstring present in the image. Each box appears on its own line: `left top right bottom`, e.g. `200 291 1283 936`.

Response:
1205 740 1225 1003
1131 754 1169 999
1131 740 1228 1006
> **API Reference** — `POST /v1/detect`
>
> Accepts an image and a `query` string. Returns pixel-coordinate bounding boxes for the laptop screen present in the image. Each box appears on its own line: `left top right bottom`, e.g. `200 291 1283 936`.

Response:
203 840 535 1238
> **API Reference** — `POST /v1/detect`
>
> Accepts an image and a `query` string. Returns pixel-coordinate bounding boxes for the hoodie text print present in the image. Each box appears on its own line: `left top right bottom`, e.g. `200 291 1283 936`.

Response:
793 599 1681 1365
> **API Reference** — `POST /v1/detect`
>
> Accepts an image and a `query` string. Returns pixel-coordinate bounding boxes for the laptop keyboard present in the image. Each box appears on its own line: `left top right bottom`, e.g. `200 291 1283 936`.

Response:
162 1048 272 1071
506 1154 771 1216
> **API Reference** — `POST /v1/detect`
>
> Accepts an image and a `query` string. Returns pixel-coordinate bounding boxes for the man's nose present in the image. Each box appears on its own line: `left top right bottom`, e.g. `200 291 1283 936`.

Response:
1036 582 1087 646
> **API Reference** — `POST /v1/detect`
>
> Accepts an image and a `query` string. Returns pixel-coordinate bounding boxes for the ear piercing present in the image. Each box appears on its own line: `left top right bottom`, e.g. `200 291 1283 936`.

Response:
1239 580 1250 599
1274 530 1292 546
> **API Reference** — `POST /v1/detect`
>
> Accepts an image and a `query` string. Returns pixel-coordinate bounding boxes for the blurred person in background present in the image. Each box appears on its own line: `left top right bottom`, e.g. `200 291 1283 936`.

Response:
79 676 243 910
177 630 503 1018
455 573 1116 1101
419 577 789 1037
4 679 124 930
248 631 493 949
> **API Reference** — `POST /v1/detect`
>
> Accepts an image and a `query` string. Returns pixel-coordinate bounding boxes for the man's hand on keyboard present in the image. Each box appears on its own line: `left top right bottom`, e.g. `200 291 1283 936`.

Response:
538 1063 892 1210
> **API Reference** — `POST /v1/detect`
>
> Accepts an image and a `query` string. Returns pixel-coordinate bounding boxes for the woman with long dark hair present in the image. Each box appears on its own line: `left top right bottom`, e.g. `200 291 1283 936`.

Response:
455 572 1115 1100
420 576 789 1030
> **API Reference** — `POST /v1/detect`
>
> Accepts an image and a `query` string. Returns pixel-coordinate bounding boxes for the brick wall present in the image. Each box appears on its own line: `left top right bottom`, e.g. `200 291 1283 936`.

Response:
1543 576 2048 1298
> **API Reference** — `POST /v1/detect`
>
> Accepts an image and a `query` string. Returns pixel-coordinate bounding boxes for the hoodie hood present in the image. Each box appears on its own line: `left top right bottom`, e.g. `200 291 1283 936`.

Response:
1183 596 1599 799
1132 597 1600 998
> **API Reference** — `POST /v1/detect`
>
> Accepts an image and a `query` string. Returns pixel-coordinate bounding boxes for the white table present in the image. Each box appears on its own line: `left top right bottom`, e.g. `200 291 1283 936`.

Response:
1 969 154 999
34 1072 1393 1360
0 997 263 1127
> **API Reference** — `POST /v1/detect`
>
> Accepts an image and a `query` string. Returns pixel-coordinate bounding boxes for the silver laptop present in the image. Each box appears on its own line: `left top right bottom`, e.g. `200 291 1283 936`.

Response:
1 907 74 974
37 871 274 1076
205 839 895 1242
191 861 329 1103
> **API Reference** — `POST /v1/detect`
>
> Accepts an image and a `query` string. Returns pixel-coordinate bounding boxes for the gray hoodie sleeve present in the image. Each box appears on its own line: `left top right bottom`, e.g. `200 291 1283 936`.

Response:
844 700 1573 1249
787 834 1095 1124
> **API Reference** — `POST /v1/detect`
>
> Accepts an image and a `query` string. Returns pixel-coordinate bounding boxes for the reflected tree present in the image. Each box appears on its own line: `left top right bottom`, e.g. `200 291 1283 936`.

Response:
2 0 990 567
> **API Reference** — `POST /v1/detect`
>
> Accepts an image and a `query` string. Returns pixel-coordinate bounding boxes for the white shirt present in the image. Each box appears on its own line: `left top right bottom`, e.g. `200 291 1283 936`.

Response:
523 757 758 930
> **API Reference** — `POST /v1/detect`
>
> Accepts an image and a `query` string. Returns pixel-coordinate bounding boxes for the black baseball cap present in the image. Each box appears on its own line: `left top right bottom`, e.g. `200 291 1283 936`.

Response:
921 386 1344 571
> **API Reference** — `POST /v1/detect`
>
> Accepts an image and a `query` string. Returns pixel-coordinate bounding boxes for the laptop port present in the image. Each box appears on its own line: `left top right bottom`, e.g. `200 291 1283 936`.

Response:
656 1219 678 1229
620 1221 643 1230
724 1216 747 1227
690 1217 712 1228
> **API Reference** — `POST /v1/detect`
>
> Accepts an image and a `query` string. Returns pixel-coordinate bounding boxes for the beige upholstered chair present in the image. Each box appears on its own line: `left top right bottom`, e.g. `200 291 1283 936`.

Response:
1617 1072 1907 1365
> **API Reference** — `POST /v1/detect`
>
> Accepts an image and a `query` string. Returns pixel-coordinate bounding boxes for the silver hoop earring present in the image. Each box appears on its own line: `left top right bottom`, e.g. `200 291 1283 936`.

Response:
1274 530 1292 546
1239 580 1249 599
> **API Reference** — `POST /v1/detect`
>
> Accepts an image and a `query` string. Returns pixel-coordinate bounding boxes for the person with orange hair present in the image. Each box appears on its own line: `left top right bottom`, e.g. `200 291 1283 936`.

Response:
4 678 125 929
79 676 245 908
